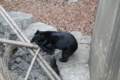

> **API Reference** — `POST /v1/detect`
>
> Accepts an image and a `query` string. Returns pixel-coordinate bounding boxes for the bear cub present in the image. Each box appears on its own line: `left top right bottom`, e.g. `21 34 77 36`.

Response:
31 30 78 62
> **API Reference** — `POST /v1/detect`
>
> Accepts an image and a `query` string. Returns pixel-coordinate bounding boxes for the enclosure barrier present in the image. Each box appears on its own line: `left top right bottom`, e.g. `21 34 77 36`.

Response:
24 48 40 80
90 0 120 80
0 5 62 80
0 38 38 49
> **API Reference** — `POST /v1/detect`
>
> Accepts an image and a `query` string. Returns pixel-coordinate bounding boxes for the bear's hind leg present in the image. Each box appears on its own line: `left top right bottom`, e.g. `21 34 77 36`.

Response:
59 53 69 62
59 50 73 62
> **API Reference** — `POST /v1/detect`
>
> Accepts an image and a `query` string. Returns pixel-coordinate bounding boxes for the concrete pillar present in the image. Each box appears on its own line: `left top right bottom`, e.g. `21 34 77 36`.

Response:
90 0 120 80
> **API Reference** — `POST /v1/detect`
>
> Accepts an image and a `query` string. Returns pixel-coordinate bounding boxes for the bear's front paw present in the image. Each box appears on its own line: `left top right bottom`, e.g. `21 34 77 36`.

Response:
59 58 67 62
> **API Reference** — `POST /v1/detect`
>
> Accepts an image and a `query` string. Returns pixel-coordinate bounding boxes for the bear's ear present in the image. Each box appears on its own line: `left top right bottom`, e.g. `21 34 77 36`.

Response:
35 30 40 35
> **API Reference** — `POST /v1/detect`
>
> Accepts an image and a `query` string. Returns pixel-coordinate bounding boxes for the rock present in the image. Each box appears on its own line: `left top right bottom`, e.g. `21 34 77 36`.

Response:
0 11 35 67
74 44 90 64
11 63 18 70
0 11 35 34
28 76 35 80
9 72 19 80
79 36 91 44
37 69 42 74
15 57 21 63
30 69 40 79
18 47 29 56
71 31 91 44
36 74 49 80
71 31 82 42
16 68 23 75
9 59 15 65
22 54 32 63
59 64 90 80
17 60 29 71
0 11 35 40
71 31 91 64
17 76 24 80
23 22 57 40
55 45 90 64
55 51 90 80
33 62 40 69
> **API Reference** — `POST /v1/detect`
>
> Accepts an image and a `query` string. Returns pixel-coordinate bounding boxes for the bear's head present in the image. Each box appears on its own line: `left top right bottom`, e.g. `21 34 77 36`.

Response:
30 30 44 45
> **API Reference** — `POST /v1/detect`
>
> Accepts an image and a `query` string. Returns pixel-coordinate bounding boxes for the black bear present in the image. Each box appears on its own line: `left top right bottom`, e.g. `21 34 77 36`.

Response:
31 30 78 62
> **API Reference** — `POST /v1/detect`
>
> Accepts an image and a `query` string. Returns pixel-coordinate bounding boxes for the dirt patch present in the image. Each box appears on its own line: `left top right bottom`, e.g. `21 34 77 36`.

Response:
0 0 98 35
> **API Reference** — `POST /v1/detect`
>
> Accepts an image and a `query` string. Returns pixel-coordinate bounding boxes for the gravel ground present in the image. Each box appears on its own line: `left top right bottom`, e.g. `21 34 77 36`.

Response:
0 0 98 35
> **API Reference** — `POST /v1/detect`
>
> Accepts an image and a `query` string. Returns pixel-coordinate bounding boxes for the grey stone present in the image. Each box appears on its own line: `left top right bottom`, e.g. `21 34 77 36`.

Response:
68 44 90 64
28 76 35 80
79 36 91 44
17 76 24 80
18 47 29 56
9 59 15 64
23 54 32 63
33 62 40 69
15 57 21 63
0 11 35 34
30 69 40 79
36 74 49 80
16 68 23 75
59 64 90 80
71 31 82 41
37 69 42 74
23 22 57 40
9 72 19 80
69 31 90 64
11 63 18 70
17 60 29 71
71 31 91 44
0 11 35 40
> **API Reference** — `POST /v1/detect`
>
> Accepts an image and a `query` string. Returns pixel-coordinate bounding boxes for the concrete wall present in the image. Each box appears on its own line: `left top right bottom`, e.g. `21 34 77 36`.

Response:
90 0 120 80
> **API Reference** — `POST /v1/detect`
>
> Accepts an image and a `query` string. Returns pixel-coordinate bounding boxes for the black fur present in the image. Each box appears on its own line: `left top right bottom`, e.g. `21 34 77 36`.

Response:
31 30 78 62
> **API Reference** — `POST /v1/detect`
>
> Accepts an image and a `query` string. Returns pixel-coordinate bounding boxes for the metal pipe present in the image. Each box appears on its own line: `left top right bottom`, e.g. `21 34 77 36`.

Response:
0 38 38 49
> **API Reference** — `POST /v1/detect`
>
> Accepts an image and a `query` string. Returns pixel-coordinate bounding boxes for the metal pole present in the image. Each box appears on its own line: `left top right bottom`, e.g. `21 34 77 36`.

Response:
0 38 38 49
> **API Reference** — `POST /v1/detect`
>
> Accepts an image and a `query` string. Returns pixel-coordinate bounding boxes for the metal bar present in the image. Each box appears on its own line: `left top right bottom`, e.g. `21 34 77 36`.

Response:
0 38 38 49
24 48 40 80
